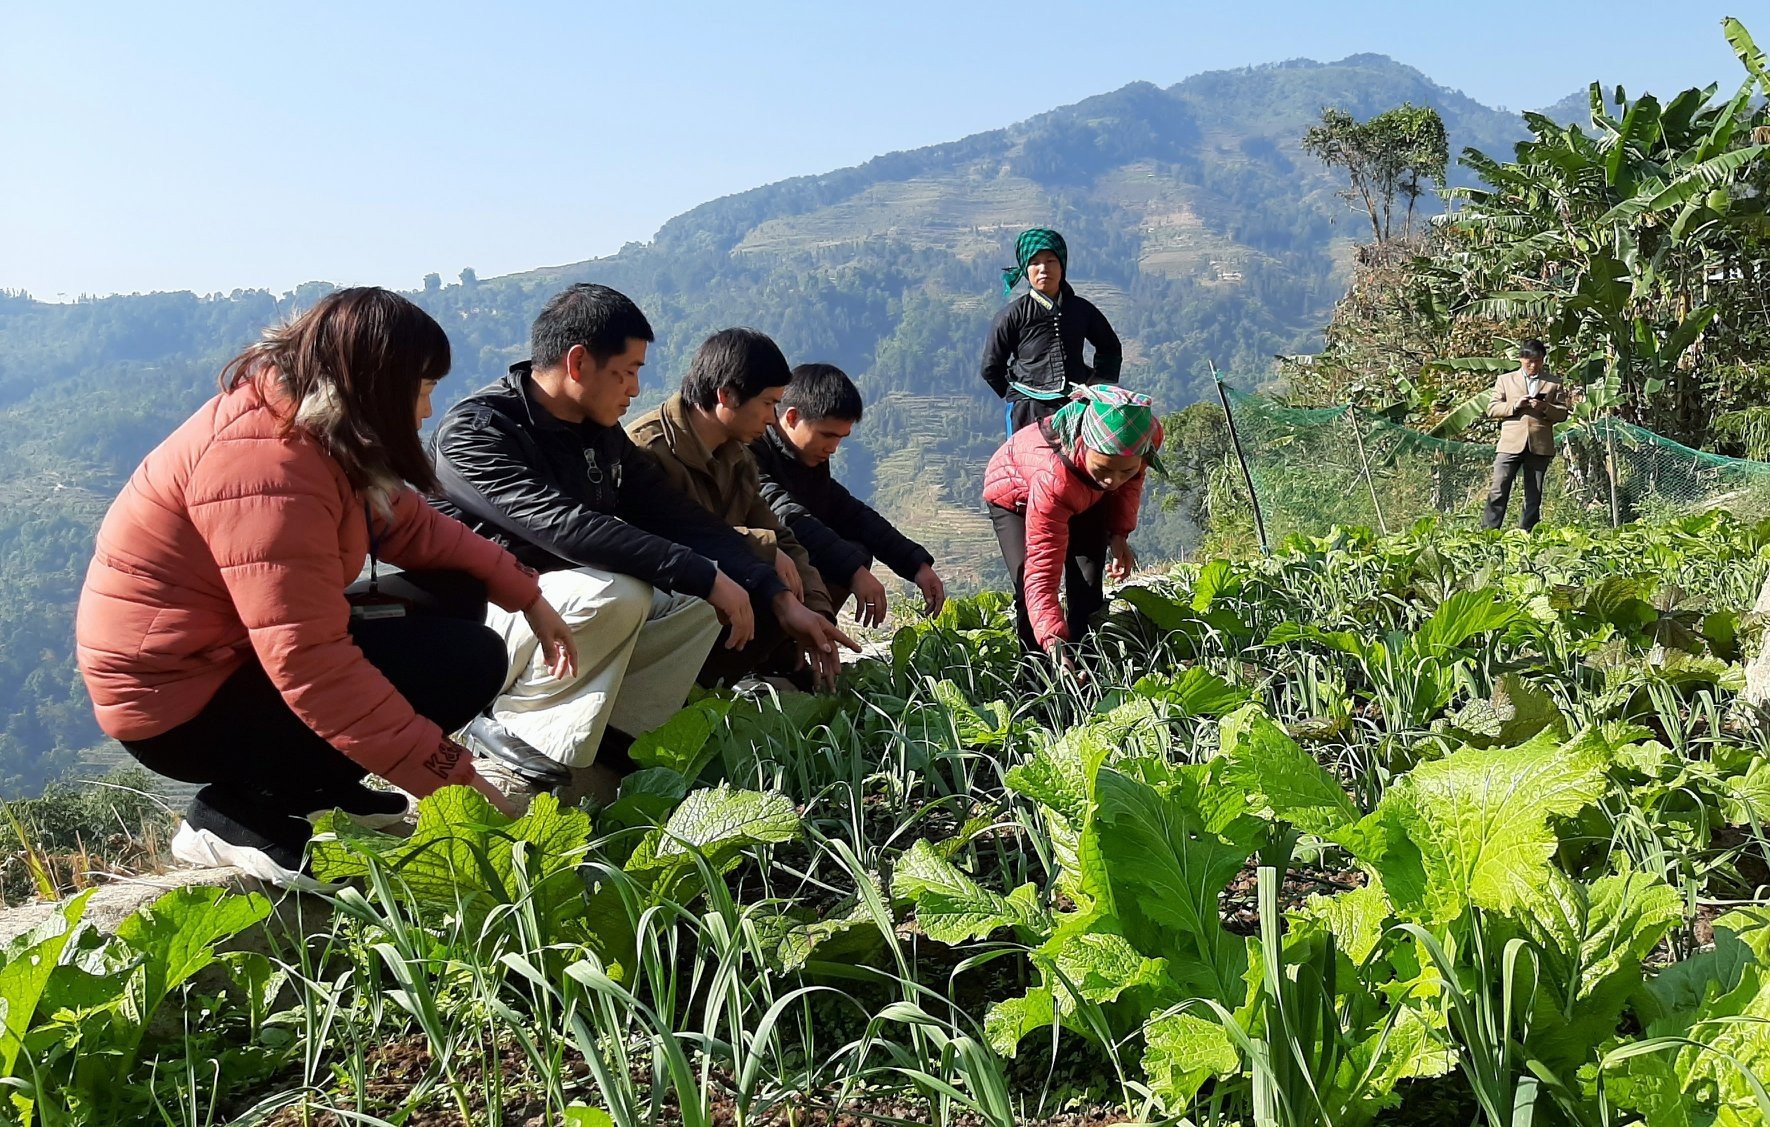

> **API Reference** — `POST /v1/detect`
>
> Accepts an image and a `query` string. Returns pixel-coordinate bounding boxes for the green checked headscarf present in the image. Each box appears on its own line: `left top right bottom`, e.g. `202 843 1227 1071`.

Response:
1048 385 1165 476
1001 227 1068 297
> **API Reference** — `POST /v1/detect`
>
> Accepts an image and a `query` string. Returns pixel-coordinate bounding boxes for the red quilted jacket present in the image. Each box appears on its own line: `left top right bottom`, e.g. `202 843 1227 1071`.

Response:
76 376 540 797
982 423 1146 648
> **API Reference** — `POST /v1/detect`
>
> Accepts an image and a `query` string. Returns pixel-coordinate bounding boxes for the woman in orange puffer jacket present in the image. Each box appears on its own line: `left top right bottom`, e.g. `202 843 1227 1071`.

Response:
982 385 1162 660
76 288 577 883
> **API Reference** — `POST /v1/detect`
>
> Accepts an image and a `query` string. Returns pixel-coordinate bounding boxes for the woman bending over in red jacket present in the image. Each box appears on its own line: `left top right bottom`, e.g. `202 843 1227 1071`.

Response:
76 287 576 884
982 384 1163 661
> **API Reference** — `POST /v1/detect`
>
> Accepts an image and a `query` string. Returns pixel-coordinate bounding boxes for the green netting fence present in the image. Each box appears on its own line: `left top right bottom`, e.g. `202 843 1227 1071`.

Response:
1219 384 1770 547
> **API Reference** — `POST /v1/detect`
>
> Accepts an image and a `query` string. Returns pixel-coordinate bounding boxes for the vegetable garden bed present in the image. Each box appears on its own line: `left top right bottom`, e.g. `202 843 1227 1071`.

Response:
8 512 1770 1126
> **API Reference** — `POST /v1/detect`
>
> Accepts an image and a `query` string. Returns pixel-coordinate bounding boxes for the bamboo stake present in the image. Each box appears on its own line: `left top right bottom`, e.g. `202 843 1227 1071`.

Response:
1212 364 1270 554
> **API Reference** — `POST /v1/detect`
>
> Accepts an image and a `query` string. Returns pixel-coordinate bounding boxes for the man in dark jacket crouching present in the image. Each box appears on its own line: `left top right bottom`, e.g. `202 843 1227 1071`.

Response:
751 363 947 627
627 331 858 691
430 285 828 806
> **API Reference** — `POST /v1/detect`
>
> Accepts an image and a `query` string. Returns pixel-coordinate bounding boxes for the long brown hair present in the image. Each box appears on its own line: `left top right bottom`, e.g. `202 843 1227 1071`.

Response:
220 287 447 495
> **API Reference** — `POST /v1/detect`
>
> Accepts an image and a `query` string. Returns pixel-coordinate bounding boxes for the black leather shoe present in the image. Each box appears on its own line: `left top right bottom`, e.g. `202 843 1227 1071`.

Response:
462 714 571 790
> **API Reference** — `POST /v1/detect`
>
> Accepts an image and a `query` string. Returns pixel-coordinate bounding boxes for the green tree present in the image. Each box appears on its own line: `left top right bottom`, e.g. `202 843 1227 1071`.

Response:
1391 103 1449 237
1302 102 1449 243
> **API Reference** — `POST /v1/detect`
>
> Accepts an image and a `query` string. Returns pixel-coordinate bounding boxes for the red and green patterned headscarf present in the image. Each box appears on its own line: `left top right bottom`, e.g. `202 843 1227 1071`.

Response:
1049 385 1165 475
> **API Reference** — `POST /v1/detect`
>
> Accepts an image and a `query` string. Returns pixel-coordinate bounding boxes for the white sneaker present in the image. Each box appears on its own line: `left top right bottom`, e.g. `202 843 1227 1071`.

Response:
170 822 339 893
730 675 802 699
469 756 538 817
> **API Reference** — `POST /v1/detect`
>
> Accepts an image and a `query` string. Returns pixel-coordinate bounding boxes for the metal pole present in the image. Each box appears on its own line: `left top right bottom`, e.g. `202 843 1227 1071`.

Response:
1212 363 1270 554
1605 420 1622 528
1346 406 1389 536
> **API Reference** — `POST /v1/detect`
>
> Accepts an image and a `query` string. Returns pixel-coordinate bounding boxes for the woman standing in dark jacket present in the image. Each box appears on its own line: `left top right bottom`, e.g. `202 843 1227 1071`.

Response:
979 227 1123 437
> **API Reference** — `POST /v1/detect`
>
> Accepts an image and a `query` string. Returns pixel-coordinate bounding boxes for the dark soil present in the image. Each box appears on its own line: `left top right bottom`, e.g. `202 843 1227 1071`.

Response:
253 1030 1138 1127
1707 823 1770 894
256 1034 562 1126
1220 857 1368 937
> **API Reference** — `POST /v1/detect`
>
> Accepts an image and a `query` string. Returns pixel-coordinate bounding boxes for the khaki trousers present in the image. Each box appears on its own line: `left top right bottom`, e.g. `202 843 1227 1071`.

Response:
484 567 721 789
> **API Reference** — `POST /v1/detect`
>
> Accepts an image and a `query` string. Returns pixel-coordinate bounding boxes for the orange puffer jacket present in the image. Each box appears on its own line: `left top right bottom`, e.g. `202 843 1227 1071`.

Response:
982 423 1145 648
75 376 540 797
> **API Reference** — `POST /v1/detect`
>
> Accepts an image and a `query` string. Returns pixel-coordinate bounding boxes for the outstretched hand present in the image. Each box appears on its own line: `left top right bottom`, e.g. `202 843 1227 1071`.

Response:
706 570 756 650
774 549 804 601
849 567 889 627
1106 536 1137 582
913 563 947 617
523 596 579 680
775 595 862 691
1043 639 1089 686
467 763 522 819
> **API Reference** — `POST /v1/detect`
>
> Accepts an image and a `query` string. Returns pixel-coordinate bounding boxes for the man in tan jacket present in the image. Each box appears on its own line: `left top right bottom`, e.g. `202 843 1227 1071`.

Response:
1481 338 1572 531
629 328 856 689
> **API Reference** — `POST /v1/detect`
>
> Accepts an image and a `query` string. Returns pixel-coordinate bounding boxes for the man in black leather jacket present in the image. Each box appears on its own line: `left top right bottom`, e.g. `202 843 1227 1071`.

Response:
429 284 841 805
980 227 1122 437
752 363 946 627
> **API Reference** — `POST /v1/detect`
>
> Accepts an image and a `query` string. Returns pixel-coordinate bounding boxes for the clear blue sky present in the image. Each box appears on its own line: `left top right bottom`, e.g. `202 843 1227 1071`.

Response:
1 1 1754 299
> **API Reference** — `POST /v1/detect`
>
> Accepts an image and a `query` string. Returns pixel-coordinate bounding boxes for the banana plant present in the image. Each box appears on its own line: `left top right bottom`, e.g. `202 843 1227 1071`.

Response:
1422 17 1770 436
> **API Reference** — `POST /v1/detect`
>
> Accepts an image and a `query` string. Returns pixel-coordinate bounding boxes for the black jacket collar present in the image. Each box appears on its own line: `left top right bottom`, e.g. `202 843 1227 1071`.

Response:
500 361 622 443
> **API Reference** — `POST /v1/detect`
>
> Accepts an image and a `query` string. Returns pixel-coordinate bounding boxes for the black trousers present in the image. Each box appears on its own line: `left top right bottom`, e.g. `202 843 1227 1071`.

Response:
697 591 792 688
123 570 508 814
1481 451 1554 531
988 503 1110 652
1003 396 1063 438
819 548 873 624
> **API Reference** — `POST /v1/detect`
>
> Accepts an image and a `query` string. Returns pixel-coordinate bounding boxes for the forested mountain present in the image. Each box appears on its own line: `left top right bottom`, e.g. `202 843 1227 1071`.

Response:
0 54 1546 793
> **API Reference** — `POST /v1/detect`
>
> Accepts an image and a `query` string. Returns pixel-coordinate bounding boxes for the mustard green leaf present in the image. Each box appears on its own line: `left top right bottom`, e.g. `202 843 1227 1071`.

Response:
1374 734 1606 923
1141 1010 1241 1107
0 889 90 1078
311 786 593 928
892 839 1044 943
1131 667 1251 717
627 698 729 776
984 986 1057 1058
1219 704 1360 842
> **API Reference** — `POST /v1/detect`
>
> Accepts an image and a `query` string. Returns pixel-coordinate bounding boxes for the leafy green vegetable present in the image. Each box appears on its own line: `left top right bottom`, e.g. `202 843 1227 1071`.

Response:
312 786 593 932
1131 667 1252 717
112 884 272 1039
1291 879 1392 967
1219 704 1360 843
1360 732 1607 924
0 890 90 1080
983 986 1057 1057
771 895 888 973
627 698 730 777
1519 867 1682 1067
890 839 1045 944
1092 767 1254 1002
623 784 799 903
1447 672 1567 747
1412 588 1525 656
600 766 694 830
1141 1010 1240 1104
926 679 1017 748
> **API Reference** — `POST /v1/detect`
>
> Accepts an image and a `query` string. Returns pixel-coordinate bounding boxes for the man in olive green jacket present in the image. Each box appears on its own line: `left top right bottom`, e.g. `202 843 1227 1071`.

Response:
1481 338 1572 531
628 328 852 688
